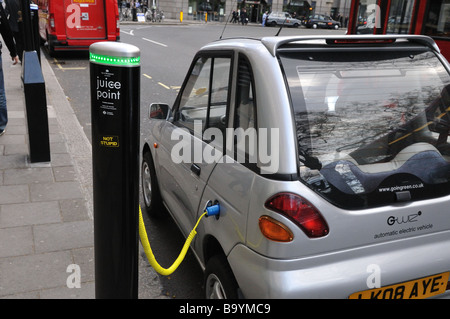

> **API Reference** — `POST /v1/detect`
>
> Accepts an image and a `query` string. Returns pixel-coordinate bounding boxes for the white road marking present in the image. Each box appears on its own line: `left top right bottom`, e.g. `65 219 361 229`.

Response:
142 37 168 47
121 29 134 36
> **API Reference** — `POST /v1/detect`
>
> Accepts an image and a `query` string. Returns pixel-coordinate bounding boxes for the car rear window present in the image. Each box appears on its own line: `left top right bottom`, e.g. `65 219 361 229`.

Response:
279 48 450 209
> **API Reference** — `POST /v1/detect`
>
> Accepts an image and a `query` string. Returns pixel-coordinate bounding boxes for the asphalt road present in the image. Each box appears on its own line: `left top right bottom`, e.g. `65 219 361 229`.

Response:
46 22 345 143
44 22 344 299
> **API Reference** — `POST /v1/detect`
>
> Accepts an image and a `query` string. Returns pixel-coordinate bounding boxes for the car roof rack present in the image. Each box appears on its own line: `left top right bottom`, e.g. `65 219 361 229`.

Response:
261 35 440 57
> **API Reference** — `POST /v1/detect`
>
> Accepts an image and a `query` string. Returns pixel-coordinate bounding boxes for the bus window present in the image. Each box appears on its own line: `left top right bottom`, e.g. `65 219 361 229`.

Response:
386 0 414 34
355 0 379 34
423 0 450 37
347 0 450 61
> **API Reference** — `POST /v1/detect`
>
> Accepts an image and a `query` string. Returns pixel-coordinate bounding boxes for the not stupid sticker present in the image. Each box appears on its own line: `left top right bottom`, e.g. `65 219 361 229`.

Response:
100 135 119 147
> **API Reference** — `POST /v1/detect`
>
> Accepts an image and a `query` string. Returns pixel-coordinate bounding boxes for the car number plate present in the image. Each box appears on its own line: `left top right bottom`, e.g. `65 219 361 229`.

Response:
349 272 449 299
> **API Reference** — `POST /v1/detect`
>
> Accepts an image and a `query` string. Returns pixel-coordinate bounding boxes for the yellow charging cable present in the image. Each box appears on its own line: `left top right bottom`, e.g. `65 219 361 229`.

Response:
139 205 207 276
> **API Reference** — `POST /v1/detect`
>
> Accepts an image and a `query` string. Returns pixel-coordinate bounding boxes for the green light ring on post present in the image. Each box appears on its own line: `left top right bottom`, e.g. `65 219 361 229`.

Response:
89 42 141 67
90 52 140 66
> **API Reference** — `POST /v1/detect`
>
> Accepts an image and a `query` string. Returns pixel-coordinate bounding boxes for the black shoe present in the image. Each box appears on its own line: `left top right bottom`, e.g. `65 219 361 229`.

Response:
0 128 5 136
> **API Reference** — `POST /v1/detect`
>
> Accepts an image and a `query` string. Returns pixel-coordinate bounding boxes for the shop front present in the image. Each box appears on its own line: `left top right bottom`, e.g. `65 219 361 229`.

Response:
236 0 271 23
187 0 227 21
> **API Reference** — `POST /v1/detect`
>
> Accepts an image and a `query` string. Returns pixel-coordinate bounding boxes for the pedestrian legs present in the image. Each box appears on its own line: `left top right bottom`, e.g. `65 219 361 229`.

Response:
0 54 7 131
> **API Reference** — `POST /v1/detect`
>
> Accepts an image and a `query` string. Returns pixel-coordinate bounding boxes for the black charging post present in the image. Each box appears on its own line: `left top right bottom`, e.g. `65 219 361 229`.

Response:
90 42 140 299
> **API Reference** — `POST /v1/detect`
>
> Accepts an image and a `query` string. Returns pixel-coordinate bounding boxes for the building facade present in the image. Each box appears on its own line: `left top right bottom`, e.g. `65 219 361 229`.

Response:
141 0 351 23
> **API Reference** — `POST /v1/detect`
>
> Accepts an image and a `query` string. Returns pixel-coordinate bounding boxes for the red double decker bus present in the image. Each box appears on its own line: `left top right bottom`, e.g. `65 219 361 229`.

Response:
347 0 450 60
37 0 120 55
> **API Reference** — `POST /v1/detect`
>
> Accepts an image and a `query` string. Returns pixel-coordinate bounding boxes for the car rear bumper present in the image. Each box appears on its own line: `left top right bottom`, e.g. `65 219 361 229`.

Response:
228 230 450 298
48 35 119 51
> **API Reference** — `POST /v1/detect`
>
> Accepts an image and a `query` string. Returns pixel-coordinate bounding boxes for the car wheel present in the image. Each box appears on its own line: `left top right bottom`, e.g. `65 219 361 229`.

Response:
312 23 318 29
334 24 339 29
204 255 239 299
293 23 299 28
270 21 277 27
141 150 164 217
46 32 56 57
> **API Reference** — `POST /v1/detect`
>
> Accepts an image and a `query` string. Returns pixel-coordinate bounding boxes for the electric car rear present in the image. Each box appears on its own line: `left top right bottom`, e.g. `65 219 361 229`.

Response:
141 35 450 298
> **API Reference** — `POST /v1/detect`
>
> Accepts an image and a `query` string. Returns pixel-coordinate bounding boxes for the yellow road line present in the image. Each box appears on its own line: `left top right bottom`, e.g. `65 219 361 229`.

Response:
53 58 86 71
143 74 177 91
158 82 170 89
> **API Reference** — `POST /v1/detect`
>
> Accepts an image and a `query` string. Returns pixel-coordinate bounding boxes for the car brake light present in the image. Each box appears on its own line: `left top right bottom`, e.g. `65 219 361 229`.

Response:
50 14 55 31
265 193 329 238
259 215 294 242
327 39 396 45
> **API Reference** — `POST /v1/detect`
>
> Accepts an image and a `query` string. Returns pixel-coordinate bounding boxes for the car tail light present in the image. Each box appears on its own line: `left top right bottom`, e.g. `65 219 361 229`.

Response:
265 193 329 238
259 215 293 242
49 14 55 32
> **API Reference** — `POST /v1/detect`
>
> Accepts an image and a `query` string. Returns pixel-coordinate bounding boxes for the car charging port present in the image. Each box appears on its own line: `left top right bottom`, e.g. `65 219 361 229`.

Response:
205 200 220 220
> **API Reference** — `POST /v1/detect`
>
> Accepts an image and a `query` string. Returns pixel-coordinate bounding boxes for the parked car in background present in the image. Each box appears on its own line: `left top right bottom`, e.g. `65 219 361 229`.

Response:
305 14 340 29
141 34 450 299
266 11 302 27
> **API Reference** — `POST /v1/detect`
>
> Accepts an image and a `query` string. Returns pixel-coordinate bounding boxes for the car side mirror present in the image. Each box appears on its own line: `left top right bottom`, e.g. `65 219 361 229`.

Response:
149 103 171 120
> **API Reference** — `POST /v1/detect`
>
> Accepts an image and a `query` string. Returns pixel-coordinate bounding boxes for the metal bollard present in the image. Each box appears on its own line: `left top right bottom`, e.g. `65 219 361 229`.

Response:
21 0 49 163
90 42 140 299
22 51 50 163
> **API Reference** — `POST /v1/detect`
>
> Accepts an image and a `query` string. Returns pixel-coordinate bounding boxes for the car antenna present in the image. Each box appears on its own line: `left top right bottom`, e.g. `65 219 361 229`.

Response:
275 2 291 36
275 18 286 36
219 0 236 39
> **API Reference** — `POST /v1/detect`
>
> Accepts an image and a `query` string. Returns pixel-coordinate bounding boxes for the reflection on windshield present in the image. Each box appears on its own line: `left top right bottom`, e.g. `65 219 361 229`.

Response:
281 49 450 209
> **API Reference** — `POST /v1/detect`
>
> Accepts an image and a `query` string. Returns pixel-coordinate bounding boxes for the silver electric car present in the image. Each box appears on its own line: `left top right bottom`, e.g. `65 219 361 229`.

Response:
141 35 450 299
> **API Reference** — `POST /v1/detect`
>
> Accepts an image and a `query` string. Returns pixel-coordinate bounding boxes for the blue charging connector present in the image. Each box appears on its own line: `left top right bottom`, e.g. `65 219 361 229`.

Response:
205 202 220 219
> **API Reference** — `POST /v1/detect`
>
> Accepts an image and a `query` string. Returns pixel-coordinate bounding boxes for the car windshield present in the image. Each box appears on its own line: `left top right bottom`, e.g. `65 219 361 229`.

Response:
280 48 450 209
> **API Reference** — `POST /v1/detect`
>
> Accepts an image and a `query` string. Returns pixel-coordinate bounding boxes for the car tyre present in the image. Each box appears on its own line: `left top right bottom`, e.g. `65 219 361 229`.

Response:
46 32 56 57
204 255 239 299
141 150 164 217
312 23 318 29
334 24 339 29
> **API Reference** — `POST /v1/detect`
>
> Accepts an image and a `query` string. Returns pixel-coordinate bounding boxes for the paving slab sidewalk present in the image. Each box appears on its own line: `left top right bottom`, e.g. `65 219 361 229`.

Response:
0 45 165 299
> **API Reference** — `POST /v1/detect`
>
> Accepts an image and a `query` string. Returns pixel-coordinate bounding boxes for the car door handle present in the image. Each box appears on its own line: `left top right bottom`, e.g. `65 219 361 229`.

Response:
191 163 201 176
